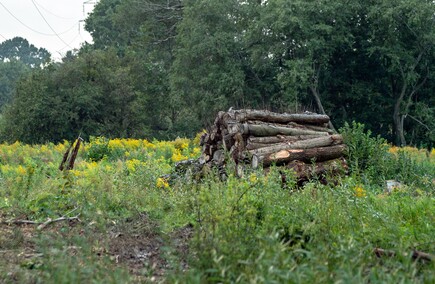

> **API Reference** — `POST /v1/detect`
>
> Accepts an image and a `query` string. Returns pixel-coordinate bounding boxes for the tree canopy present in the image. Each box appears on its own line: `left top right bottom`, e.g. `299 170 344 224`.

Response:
1 0 434 147
0 37 50 67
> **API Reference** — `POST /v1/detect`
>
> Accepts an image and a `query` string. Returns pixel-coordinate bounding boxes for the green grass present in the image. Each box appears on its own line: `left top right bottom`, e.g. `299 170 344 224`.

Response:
0 130 434 283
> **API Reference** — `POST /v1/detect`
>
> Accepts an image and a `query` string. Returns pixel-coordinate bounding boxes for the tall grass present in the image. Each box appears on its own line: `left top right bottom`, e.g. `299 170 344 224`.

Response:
0 128 434 283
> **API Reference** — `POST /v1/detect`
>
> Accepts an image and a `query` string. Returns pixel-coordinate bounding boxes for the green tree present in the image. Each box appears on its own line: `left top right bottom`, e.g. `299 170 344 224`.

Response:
367 0 435 146
171 0 248 125
0 49 150 143
0 37 50 67
85 0 185 138
0 60 29 109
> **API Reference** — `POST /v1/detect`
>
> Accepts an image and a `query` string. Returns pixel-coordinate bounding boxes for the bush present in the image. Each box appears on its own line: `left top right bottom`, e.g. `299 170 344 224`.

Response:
340 122 387 173
85 136 110 162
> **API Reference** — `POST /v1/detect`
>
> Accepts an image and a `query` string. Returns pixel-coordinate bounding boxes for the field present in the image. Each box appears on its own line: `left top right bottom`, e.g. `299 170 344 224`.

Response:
0 127 434 283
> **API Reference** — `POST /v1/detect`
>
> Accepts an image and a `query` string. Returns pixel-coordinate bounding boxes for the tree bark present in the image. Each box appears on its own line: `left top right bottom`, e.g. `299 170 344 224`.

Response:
309 70 336 131
224 109 330 124
287 122 335 134
246 134 326 150
247 134 325 145
228 122 331 137
253 144 347 168
249 135 343 157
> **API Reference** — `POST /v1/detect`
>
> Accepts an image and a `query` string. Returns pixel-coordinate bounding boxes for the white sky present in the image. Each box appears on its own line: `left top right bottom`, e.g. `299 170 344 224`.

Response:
0 0 96 60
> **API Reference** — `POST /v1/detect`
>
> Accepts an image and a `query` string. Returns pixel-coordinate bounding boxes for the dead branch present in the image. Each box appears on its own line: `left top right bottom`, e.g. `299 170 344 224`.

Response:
0 219 39 225
67 137 84 170
374 247 433 263
1 208 81 230
412 250 434 262
36 215 81 230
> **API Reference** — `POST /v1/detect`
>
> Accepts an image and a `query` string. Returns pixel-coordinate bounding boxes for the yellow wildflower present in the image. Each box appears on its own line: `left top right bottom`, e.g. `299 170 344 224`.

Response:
86 161 98 170
108 138 123 150
249 173 258 183
69 170 82 177
39 145 50 154
54 142 67 153
126 159 142 173
142 139 155 149
190 147 201 158
173 138 190 151
171 150 187 163
193 130 207 145
354 185 366 198
156 177 169 189
124 139 141 149
0 164 13 175
16 165 26 175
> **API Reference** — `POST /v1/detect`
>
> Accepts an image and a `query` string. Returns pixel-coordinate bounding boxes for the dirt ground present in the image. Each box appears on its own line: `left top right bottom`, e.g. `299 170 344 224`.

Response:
0 212 193 283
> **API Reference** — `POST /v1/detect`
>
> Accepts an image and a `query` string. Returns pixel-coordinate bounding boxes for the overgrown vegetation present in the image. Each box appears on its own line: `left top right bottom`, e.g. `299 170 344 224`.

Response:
0 127 434 283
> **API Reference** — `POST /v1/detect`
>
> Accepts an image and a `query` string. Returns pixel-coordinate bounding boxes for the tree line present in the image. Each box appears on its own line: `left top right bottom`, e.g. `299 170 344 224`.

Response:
0 0 434 147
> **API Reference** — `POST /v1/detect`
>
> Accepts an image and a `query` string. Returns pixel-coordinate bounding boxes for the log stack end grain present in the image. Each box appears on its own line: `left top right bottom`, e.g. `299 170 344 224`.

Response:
201 109 348 184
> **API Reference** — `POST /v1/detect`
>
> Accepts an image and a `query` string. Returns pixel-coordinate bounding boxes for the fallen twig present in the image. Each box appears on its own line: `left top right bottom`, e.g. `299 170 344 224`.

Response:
412 250 433 262
0 220 39 225
0 208 81 230
374 247 433 263
36 215 81 230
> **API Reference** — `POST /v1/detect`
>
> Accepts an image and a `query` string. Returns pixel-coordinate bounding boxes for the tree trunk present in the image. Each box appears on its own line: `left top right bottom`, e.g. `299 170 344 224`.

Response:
247 134 325 145
249 135 343 157
393 90 407 146
287 122 335 134
253 144 347 168
224 109 330 125
309 82 336 131
228 122 331 137
246 134 326 150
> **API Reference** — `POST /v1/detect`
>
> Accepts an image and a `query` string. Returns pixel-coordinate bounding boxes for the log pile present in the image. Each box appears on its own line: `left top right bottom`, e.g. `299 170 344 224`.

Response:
200 109 348 183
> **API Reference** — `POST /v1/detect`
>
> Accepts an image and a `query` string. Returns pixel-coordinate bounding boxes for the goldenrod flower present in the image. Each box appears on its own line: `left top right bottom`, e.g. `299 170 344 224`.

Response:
173 138 190 151
108 138 123 150
249 173 258 183
171 150 187 163
193 130 207 145
354 185 366 198
16 165 26 175
126 159 142 173
156 177 169 189
142 139 155 149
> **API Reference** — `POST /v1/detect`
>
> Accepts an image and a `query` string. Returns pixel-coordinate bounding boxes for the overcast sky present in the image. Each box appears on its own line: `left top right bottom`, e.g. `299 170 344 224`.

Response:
0 0 96 60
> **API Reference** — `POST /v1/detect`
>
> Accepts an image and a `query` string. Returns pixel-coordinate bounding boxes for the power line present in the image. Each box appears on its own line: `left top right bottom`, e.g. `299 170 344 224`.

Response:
33 0 76 20
0 1 58 36
57 23 81 36
0 33 7 41
0 1 77 37
57 33 81 53
30 0 72 49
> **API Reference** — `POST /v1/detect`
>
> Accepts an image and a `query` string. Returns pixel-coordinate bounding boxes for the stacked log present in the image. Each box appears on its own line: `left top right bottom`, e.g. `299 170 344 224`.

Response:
200 109 348 183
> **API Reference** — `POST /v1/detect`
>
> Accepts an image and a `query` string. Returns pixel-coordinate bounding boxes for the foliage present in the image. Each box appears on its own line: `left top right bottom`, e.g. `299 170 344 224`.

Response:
341 122 435 190
340 122 388 174
0 37 49 111
0 60 29 109
0 37 50 67
2 1 435 146
0 136 434 282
